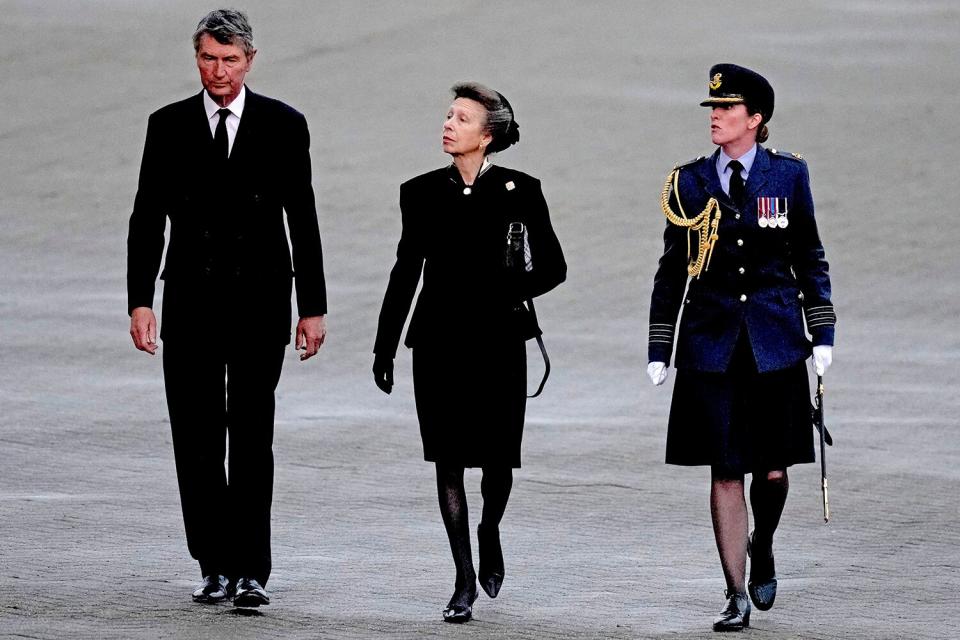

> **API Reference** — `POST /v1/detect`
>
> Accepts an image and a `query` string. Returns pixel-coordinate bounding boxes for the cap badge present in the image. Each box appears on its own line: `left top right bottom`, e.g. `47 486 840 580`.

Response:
505 181 515 191
709 73 723 90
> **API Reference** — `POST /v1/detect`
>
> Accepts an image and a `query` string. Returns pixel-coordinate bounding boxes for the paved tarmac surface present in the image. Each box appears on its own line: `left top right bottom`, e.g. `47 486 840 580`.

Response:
2 1 959 638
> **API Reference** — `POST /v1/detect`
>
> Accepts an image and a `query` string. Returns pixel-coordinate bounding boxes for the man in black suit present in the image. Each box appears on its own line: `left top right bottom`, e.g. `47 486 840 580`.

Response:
127 9 327 608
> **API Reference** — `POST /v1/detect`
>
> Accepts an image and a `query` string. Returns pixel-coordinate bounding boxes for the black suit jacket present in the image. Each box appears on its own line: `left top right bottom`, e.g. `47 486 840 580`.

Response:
374 165 566 357
127 89 326 343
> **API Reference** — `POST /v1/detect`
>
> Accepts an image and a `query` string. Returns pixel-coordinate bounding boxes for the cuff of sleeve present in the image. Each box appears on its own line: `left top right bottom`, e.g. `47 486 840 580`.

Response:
648 323 675 364
648 344 674 367
127 298 154 317
296 303 327 318
805 305 836 346
811 325 835 347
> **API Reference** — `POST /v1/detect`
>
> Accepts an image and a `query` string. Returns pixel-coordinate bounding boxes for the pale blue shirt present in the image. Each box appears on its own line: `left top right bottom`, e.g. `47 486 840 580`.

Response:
203 85 246 157
717 143 757 196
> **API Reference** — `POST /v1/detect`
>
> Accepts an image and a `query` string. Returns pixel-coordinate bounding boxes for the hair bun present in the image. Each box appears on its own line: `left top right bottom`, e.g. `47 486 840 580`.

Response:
506 119 520 147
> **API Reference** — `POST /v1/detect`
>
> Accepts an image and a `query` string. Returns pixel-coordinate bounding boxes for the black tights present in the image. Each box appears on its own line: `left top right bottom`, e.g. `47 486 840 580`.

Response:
710 468 789 594
435 463 513 594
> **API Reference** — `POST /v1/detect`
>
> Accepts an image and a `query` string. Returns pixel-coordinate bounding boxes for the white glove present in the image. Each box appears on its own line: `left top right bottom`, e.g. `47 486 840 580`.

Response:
812 345 833 376
647 361 668 386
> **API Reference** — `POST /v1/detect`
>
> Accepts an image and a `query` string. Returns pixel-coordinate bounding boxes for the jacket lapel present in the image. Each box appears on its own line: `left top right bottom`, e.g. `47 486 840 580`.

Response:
744 144 770 203
229 87 258 163
693 149 729 206
190 91 215 148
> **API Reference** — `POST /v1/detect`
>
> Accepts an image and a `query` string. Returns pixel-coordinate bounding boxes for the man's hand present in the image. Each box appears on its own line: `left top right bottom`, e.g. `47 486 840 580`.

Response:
372 354 394 394
130 306 158 355
647 361 668 386
812 345 833 376
296 315 327 361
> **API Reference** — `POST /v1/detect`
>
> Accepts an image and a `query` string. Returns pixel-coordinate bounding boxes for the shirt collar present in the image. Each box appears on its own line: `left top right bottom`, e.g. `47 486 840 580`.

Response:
447 158 492 185
718 143 758 176
203 85 247 120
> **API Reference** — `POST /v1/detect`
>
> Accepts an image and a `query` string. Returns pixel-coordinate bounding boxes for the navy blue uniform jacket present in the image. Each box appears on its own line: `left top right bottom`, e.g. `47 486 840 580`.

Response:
126 89 327 343
648 146 835 373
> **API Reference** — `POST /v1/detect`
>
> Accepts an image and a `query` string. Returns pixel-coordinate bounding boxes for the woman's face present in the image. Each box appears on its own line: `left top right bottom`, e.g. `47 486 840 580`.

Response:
710 104 762 148
442 98 492 156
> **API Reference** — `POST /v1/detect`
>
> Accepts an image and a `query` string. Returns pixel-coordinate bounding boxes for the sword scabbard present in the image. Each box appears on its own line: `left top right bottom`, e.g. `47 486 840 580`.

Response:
822 478 830 523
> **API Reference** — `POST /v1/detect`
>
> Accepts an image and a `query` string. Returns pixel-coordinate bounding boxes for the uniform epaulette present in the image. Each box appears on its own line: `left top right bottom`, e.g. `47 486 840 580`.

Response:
673 156 704 170
769 148 806 163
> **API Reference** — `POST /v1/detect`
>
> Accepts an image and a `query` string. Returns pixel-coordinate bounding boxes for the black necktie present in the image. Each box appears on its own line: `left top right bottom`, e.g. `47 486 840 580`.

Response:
727 159 745 207
214 108 230 160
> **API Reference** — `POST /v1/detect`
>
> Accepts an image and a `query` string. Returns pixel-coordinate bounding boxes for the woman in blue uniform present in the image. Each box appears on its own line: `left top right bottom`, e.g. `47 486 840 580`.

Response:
373 82 566 623
647 64 836 632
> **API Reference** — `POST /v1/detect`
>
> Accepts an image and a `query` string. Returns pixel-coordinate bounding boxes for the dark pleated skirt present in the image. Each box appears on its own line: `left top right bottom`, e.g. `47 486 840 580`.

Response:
666 331 814 475
412 339 527 468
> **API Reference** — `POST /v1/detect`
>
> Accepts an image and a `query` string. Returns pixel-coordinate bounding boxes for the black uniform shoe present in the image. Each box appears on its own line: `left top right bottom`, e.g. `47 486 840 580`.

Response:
748 530 778 611
713 590 751 632
478 523 505 598
192 575 229 603
442 582 478 623
233 577 270 608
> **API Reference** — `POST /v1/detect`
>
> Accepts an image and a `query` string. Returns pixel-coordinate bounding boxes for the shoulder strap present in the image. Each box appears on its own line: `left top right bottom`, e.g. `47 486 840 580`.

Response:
525 298 550 398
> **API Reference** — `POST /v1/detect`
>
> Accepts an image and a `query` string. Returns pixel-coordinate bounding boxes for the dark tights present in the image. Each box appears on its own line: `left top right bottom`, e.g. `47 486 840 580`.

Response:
435 463 513 599
710 467 788 594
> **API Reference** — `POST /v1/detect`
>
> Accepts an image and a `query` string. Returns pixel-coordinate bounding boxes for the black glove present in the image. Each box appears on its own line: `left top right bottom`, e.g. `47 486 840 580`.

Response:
372 354 394 394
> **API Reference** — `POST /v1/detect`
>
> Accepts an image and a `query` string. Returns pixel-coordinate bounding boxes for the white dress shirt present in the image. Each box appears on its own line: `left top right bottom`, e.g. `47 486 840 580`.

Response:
203 86 246 157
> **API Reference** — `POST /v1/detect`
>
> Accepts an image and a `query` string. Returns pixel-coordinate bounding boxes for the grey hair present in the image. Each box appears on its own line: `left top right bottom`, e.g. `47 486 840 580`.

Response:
192 9 255 57
451 82 519 155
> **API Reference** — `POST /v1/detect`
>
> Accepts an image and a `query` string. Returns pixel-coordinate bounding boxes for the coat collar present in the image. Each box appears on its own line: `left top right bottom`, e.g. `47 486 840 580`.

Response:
190 87 263 159
692 145 771 209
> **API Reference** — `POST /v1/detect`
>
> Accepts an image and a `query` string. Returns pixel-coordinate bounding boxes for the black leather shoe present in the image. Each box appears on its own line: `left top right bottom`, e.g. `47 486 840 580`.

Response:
478 523 504 598
748 530 777 611
442 583 478 623
192 575 229 603
233 577 270 608
713 590 750 632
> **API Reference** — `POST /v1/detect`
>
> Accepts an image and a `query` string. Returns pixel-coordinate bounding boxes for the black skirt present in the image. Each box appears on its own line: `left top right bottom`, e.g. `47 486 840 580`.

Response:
665 331 814 475
412 339 527 468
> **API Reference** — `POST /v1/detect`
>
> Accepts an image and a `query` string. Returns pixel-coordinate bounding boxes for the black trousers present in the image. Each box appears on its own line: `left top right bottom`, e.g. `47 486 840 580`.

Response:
162 339 286 586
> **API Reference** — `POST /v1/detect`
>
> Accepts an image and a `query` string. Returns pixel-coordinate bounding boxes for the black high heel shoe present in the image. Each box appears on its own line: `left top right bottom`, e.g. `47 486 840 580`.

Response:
747 530 778 611
713 589 751 632
442 582 478 623
477 523 504 598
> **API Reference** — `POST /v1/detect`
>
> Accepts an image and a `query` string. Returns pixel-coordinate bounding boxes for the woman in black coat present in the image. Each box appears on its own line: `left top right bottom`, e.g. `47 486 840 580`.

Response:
373 82 566 623
647 64 836 631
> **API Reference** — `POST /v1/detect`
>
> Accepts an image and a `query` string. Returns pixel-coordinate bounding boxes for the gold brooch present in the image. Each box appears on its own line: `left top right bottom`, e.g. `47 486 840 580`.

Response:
709 73 722 90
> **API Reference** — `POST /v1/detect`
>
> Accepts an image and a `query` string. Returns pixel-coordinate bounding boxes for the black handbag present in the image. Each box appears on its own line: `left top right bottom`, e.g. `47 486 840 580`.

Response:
506 222 550 398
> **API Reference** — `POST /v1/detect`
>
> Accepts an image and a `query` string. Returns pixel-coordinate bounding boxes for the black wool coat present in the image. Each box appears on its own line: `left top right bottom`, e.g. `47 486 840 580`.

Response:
374 164 566 358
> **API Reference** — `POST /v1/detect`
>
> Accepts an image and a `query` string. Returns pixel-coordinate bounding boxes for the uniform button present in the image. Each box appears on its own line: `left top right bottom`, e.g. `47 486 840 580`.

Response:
798 292 805 301
738 267 745 274
203 266 212 275
737 239 744 246
739 294 747 302
735 213 741 220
